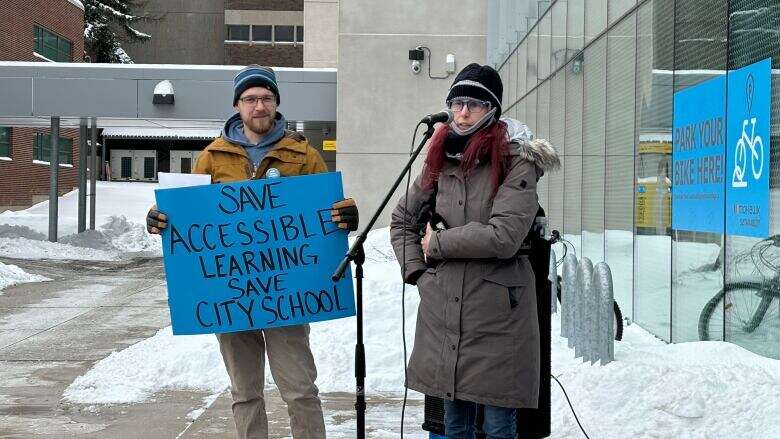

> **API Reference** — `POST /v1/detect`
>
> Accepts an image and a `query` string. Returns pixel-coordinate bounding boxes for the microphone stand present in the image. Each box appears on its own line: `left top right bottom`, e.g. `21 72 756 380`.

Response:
332 121 437 439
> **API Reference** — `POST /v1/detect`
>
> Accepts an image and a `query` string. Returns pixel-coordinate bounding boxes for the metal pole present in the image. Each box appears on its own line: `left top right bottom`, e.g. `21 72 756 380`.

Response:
89 117 97 230
78 118 87 233
100 137 106 180
48 117 60 242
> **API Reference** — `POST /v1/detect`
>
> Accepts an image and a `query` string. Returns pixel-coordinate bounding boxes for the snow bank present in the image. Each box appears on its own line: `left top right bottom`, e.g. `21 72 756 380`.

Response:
0 261 50 293
550 315 780 438
0 182 162 260
63 326 228 404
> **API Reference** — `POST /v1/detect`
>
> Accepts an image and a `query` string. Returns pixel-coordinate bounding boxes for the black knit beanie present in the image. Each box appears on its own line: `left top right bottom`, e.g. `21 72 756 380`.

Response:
445 63 503 119
233 65 280 106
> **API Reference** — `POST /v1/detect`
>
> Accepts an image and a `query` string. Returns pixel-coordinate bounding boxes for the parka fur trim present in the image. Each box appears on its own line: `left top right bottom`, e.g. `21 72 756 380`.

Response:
514 138 561 173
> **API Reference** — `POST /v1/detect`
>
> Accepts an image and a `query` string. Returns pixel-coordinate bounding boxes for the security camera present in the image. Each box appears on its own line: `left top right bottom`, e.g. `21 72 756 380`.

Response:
409 48 425 75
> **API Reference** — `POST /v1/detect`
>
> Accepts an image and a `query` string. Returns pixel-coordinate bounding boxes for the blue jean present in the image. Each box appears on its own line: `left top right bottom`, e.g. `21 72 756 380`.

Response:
444 398 516 439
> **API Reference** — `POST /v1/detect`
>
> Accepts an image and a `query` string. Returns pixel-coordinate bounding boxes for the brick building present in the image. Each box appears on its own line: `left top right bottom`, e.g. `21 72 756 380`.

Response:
0 0 85 210
124 0 305 67
223 0 304 67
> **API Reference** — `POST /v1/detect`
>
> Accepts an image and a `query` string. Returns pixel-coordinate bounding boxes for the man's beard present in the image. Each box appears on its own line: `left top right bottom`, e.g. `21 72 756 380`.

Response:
244 114 274 136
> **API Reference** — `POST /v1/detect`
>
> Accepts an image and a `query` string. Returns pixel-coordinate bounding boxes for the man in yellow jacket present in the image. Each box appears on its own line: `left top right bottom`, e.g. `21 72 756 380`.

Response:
146 65 358 439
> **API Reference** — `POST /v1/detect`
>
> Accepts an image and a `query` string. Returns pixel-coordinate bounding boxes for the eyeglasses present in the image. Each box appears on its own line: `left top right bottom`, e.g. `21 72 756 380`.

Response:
238 95 276 107
446 98 491 113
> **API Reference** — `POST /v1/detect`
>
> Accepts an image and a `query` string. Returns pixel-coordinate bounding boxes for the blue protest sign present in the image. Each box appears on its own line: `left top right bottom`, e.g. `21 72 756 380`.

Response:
155 172 355 335
726 58 772 238
672 75 726 233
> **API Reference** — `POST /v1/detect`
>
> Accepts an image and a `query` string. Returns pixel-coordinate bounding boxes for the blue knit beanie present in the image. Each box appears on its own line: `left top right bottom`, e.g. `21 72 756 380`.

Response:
233 65 280 105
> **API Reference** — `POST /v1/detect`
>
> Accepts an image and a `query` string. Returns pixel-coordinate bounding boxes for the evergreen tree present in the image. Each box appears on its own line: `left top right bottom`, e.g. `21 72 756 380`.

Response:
83 0 151 63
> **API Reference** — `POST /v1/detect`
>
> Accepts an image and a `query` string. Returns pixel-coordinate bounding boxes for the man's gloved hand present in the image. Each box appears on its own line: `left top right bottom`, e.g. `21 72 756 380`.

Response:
146 204 168 235
331 198 359 231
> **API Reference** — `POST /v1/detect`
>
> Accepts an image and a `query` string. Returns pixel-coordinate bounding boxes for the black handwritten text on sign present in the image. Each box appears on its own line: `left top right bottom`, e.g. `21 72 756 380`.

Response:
155 172 355 335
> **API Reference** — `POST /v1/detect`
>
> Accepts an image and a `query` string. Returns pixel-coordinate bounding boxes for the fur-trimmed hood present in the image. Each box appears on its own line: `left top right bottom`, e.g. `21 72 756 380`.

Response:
502 117 561 173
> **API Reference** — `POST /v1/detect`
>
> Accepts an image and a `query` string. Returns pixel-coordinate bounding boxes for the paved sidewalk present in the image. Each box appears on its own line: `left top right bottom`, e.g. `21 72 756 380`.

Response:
0 256 204 438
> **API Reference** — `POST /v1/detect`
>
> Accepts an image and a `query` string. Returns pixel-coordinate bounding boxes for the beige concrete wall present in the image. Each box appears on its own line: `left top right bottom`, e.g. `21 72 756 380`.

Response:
337 0 487 228
303 0 338 68
225 10 303 25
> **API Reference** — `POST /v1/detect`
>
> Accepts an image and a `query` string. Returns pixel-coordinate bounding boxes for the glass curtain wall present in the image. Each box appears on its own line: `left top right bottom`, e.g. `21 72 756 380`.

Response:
495 0 779 358
634 0 674 340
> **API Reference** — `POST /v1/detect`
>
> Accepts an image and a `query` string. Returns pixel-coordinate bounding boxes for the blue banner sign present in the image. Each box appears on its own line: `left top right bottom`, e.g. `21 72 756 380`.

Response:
155 172 355 335
726 58 771 238
672 75 727 233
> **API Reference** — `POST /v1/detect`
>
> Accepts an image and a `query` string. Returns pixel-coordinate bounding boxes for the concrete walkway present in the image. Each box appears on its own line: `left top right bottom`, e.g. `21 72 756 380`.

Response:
0 256 424 438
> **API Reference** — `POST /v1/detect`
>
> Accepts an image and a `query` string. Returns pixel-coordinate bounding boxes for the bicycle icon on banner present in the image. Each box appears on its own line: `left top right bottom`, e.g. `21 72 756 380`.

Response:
732 74 764 189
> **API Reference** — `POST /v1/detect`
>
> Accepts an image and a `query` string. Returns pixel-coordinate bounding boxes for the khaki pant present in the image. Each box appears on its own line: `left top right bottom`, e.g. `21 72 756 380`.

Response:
217 324 326 439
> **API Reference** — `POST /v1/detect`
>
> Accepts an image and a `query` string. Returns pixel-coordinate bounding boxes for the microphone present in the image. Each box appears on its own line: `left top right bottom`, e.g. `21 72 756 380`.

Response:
420 109 454 125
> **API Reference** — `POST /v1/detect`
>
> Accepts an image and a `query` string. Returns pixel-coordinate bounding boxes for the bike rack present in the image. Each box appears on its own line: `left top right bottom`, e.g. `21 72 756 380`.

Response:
557 256 616 365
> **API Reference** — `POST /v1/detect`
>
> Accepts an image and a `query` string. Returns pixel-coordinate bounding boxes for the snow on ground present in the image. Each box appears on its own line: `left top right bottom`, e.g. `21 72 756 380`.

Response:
0 261 50 294
550 314 780 438
0 182 161 261
62 226 780 438
63 227 419 403
63 326 228 404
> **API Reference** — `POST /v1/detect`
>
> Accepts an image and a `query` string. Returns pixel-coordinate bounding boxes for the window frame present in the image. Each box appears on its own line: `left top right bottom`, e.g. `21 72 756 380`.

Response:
226 24 250 42
251 25 273 43
273 25 295 44
0 127 10 159
33 25 72 62
33 133 73 165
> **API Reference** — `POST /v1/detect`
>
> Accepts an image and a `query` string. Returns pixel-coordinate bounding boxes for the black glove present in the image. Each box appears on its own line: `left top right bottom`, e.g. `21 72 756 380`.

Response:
331 198 359 231
146 205 168 234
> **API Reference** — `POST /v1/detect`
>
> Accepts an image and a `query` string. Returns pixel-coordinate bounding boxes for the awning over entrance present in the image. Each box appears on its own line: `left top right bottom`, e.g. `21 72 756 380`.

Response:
101 127 221 140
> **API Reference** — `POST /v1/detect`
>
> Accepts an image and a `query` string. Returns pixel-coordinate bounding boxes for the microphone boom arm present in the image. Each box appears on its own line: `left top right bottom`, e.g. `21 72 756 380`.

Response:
332 121 436 281
330 120 438 439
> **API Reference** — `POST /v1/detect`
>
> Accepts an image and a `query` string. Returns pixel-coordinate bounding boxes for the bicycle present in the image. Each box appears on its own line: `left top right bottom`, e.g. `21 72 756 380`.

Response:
550 230 624 341
698 234 780 352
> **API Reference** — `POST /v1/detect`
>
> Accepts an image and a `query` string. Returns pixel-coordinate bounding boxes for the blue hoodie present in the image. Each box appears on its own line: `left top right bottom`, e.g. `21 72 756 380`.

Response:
222 112 287 167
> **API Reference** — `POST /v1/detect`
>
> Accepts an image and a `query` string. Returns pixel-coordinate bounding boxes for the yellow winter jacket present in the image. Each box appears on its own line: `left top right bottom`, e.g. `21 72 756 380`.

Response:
193 131 328 182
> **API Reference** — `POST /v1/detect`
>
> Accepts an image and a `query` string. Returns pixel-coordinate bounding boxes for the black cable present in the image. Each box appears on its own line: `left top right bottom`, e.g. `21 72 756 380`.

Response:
551 374 591 439
555 237 577 269
417 46 452 80
400 122 424 438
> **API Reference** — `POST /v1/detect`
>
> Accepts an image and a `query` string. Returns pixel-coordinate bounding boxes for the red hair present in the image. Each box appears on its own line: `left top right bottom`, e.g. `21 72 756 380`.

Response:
421 120 510 196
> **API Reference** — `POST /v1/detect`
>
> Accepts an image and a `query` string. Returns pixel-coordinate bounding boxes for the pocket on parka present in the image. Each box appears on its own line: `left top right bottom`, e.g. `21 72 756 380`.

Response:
482 265 527 316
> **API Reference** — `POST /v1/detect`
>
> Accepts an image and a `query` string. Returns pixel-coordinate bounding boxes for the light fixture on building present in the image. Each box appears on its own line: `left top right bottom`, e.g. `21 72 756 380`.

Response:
153 80 175 105
445 53 456 74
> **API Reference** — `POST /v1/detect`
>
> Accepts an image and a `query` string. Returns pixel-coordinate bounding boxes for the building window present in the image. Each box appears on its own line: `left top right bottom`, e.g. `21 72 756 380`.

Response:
120 157 132 178
34 133 73 164
144 157 156 179
252 25 272 43
296 26 304 43
180 157 192 174
274 25 295 43
226 25 250 41
0 127 10 158
33 25 72 62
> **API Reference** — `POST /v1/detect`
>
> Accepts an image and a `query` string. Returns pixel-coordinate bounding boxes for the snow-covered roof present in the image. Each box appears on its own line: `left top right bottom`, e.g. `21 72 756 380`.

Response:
101 127 221 140
67 0 85 11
